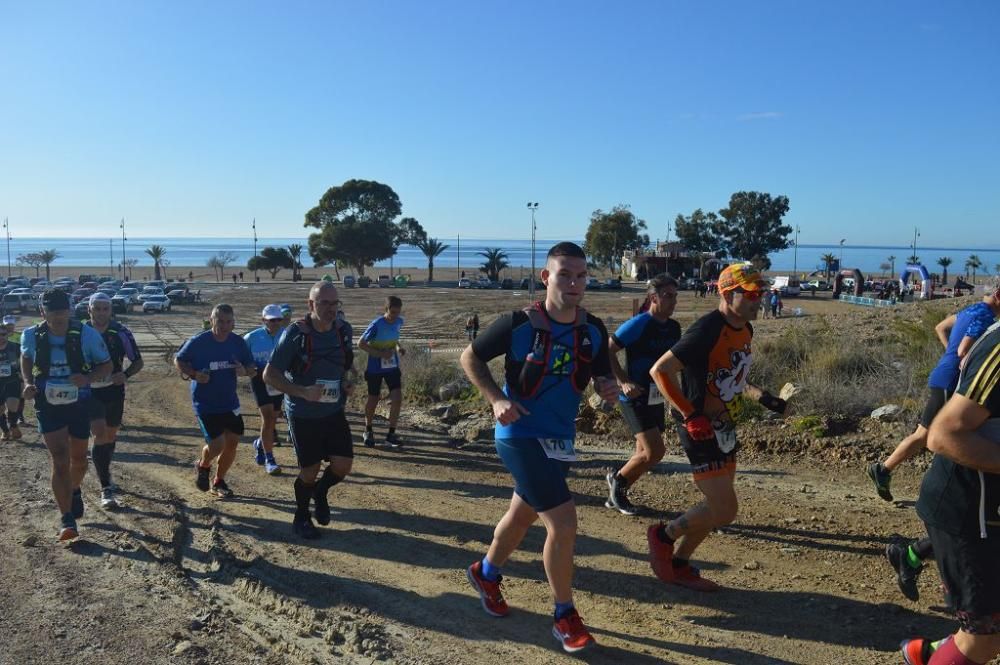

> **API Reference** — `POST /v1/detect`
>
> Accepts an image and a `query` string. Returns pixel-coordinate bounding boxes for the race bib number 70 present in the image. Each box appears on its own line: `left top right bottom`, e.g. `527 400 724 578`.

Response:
538 438 577 462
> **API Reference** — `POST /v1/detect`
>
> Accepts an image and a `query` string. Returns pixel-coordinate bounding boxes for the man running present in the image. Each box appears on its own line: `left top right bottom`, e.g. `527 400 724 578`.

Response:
605 273 681 515
0 320 22 441
21 289 111 540
359 296 405 447
4 315 26 430
264 281 355 539
85 293 143 509
867 277 999 600
244 304 284 475
175 304 256 498
900 320 1000 665
461 242 617 653
646 263 788 591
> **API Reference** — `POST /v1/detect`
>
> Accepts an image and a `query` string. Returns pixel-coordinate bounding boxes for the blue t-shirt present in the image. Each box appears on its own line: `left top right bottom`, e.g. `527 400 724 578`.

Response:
927 301 996 391
360 315 403 374
244 326 282 369
21 323 111 402
175 331 254 415
611 312 682 404
268 319 354 419
471 310 611 440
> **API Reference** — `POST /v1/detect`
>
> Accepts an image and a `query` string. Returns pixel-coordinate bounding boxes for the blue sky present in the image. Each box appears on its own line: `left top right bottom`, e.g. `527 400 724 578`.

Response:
1 1 997 247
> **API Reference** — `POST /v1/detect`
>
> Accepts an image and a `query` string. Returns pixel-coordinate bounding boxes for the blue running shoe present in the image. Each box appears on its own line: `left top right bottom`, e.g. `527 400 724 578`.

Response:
253 438 265 465
264 453 280 476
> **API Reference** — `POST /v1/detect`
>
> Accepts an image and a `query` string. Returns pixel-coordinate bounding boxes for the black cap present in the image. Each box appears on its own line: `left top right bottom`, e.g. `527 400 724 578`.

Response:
41 289 71 311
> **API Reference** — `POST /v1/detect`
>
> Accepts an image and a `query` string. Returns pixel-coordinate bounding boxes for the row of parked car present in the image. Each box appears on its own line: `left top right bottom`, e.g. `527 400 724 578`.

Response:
0 276 196 316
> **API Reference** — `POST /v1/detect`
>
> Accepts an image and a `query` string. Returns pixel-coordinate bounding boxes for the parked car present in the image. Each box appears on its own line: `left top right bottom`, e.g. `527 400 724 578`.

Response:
111 295 133 314
73 301 90 319
166 289 190 304
603 278 622 290
147 280 167 290
1 293 31 313
115 288 139 304
474 277 491 289
458 278 471 289
585 277 602 290
343 275 356 288
806 279 830 291
377 275 391 288
500 278 514 289
518 278 544 290
138 287 164 303
142 295 171 313
71 288 94 304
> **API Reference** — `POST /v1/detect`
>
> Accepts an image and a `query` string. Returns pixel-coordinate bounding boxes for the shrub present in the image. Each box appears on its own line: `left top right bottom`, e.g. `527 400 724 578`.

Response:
792 415 827 437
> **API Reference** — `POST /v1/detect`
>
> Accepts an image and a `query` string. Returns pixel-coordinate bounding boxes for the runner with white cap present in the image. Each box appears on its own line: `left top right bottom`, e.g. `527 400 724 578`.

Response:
244 304 284 475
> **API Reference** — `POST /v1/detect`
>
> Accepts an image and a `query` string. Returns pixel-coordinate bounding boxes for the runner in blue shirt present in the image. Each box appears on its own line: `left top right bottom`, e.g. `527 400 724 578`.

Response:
21 289 112 541
460 242 616 654
359 296 405 447
605 273 681 515
244 304 285 475
175 304 256 499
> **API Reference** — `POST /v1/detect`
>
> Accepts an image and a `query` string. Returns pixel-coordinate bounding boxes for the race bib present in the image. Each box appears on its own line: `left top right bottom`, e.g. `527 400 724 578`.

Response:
716 426 738 454
266 382 282 397
45 382 79 405
538 437 577 462
208 360 237 371
0 364 10 378
647 381 665 405
317 379 341 403
380 354 398 370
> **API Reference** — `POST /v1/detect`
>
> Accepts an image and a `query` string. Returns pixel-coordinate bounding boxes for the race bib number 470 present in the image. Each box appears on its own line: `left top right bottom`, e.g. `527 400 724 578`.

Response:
538 438 576 462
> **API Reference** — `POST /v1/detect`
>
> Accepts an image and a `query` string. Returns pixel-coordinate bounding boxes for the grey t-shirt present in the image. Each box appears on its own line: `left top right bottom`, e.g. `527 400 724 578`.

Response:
267 317 354 419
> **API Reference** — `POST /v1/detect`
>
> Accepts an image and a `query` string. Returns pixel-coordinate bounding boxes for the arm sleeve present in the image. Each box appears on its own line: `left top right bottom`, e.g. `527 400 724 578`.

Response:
20 329 35 362
589 316 612 376
471 313 516 363
611 313 646 349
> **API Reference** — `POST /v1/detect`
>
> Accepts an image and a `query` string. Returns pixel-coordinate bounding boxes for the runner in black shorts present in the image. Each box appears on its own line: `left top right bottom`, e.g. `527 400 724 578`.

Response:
244 304 285 475
359 296 405 447
84 293 143 509
647 264 789 591
0 323 22 441
901 320 1000 665
264 281 355 539
605 274 681 515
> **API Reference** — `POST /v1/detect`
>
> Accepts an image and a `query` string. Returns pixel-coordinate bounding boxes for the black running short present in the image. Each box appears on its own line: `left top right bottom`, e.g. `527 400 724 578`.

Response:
288 410 353 468
251 374 284 409
925 523 1000 634
676 424 738 480
0 380 21 402
619 400 666 435
197 412 245 442
365 369 402 396
87 389 125 428
919 388 949 429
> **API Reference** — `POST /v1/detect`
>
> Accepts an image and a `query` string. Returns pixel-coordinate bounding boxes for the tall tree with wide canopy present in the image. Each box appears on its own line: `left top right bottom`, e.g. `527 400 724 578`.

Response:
673 209 721 277
712 192 792 270
582 204 649 273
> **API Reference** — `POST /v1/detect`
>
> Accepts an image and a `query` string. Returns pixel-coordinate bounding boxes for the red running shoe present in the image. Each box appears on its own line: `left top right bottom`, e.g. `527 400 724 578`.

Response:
900 637 935 665
672 564 722 592
646 523 674 582
552 609 595 653
466 561 509 617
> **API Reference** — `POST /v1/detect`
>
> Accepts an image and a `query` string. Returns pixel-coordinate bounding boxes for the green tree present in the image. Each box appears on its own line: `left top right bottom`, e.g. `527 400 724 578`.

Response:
39 249 60 281
879 262 891 278
937 257 952 286
478 248 510 281
820 253 837 280
966 254 983 284
17 252 43 278
418 237 449 282
287 244 304 281
582 204 649 273
206 251 237 282
145 245 167 280
673 209 721 277
248 246 294 279
305 179 403 276
907 254 920 265
712 192 792 268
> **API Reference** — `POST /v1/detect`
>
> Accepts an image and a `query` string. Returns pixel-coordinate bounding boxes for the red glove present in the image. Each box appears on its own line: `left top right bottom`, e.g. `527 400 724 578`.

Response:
684 413 715 441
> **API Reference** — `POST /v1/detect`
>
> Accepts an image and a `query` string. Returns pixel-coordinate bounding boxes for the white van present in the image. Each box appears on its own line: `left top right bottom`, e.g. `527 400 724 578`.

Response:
771 275 801 296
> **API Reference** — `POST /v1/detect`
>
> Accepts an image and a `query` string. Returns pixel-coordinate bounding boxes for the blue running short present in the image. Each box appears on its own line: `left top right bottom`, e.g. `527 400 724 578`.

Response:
37 401 91 439
495 437 572 513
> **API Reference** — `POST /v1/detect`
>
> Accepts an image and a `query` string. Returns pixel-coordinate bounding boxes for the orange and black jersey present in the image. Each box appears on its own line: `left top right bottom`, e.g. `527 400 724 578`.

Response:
669 310 753 426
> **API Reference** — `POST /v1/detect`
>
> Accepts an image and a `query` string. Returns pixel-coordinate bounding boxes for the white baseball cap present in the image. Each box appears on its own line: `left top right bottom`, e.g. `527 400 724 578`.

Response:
89 292 112 305
2 315 16 325
262 304 284 320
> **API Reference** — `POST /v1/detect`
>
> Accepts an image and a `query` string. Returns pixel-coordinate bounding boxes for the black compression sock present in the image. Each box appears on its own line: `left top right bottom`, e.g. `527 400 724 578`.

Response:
317 466 344 493
388 427 396 436
293 478 314 520
92 443 114 488
656 524 675 544
912 536 934 561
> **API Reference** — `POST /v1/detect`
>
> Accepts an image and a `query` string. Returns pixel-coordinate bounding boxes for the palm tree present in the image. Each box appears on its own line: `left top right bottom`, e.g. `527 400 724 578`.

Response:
966 254 983 284
937 257 952 286
38 249 59 281
287 244 303 281
887 255 896 278
145 245 167 280
418 238 450 283
820 253 837 280
907 254 919 265
478 248 510 282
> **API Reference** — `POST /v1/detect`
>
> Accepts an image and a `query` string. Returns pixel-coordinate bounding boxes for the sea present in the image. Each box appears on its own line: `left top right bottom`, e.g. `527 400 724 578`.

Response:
5 237 1000 278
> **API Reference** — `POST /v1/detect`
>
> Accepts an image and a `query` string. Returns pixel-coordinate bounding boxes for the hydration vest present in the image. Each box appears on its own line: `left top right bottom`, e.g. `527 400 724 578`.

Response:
87 320 128 373
288 315 352 375
33 320 87 379
506 302 593 398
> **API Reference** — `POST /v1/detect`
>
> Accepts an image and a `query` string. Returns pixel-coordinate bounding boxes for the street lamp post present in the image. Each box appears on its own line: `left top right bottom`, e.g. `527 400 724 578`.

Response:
527 202 539 301
792 225 800 278
912 227 920 264
120 218 127 279
252 218 258 282
839 238 846 269
2 218 10 278
109 238 114 276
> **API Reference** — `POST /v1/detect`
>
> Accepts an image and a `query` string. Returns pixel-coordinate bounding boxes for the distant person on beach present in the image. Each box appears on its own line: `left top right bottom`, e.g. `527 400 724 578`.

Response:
232 274 237 284
466 312 480 340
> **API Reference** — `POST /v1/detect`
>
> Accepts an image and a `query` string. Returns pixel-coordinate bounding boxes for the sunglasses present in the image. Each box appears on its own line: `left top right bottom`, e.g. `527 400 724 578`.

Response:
732 288 763 301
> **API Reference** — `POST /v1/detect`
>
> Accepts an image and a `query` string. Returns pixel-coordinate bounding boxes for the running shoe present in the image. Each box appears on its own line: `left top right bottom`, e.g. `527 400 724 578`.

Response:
466 560 509 617
71 488 84 519
362 430 375 448
100 486 120 510
671 564 722 592
385 432 403 448
9 426 21 440
866 462 894 502
195 463 211 491
58 514 78 541
212 479 234 498
293 515 320 540
646 524 675 582
552 609 595 653
253 438 265 465
0 430 10 441
900 637 934 665
264 453 280 476
313 486 331 526
886 542 921 601
605 472 639 516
